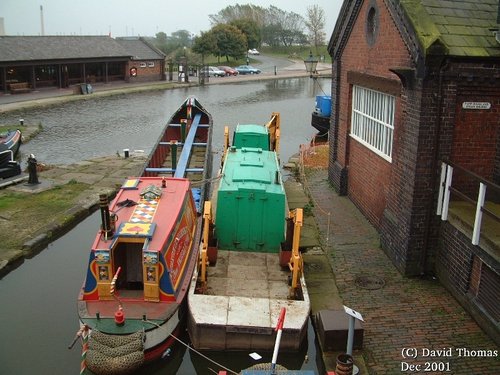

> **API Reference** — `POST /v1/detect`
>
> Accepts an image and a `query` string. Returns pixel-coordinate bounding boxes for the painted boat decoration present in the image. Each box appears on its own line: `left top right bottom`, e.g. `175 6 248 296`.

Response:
188 112 310 352
311 95 331 136
0 129 22 179
75 97 212 374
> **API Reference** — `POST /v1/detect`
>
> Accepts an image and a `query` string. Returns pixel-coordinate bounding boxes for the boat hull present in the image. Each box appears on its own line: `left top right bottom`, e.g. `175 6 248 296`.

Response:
187 256 310 351
0 129 22 179
311 112 330 135
76 97 212 374
187 115 310 352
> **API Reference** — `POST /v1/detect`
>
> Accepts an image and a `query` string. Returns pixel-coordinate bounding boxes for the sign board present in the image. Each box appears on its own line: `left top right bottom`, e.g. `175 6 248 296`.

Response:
344 305 364 321
462 102 491 110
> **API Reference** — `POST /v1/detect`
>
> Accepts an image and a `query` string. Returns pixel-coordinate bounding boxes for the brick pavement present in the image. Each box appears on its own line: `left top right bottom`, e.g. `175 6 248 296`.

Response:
304 168 499 374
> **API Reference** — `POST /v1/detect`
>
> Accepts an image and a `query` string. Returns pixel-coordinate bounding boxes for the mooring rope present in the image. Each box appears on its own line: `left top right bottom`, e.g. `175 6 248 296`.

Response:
80 326 89 375
190 173 223 187
143 319 238 375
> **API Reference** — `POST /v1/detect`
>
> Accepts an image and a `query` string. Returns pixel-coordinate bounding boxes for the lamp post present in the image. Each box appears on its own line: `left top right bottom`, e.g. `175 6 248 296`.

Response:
181 46 188 83
304 50 319 78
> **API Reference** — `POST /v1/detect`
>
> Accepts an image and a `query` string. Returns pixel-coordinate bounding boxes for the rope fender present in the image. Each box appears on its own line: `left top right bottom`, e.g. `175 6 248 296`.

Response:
85 331 144 375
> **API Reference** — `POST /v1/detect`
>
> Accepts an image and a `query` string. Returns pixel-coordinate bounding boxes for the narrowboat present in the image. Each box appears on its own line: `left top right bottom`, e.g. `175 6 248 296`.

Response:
188 113 310 352
311 95 331 136
0 129 22 179
75 97 212 374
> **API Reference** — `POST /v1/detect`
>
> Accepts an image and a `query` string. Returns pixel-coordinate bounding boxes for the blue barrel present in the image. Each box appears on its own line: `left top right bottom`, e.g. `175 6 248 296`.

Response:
315 95 331 117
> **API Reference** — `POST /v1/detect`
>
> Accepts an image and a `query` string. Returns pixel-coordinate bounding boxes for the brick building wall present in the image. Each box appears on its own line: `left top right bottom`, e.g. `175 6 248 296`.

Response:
126 60 164 82
330 0 430 274
449 65 500 194
438 221 500 345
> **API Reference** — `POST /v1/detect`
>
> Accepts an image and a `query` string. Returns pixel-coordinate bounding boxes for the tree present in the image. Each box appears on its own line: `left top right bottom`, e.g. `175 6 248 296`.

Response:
170 30 193 48
154 32 168 54
230 19 261 48
211 24 247 62
305 5 326 51
263 6 306 47
209 4 266 27
192 31 217 63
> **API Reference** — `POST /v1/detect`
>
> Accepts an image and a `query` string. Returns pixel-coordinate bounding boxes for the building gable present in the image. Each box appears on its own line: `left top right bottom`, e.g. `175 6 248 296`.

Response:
329 0 500 68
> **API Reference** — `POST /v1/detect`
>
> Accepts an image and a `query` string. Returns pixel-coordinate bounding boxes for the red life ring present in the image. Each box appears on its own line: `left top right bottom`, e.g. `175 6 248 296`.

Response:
130 67 137 77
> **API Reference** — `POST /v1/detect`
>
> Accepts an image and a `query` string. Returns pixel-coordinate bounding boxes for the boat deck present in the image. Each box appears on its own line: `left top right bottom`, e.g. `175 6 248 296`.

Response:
201 251 292 299
158 146 206 183
188 250 310 351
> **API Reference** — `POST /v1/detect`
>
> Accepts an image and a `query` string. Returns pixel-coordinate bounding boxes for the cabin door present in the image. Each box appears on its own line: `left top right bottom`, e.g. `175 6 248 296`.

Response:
113 242 144 294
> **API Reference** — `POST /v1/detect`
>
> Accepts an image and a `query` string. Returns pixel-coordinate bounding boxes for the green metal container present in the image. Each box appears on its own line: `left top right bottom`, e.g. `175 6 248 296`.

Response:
232 124 270 150
215 146 285 252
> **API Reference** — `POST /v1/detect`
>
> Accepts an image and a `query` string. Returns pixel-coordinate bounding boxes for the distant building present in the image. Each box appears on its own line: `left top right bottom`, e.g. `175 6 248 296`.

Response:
0 35 165 93
328 0 499 344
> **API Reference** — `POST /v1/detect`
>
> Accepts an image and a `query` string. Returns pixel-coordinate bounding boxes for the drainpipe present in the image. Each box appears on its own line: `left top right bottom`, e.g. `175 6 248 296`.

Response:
419 58 449 275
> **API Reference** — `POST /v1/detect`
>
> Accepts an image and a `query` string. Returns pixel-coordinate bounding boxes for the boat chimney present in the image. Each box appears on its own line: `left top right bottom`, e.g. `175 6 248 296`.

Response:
99 194 113 239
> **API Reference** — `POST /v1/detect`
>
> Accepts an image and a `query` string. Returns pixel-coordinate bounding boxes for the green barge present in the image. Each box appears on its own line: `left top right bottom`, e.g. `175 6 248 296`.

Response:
187 113 310 351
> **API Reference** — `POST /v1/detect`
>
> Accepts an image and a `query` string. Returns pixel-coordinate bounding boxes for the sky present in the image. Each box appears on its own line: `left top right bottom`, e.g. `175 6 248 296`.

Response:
0 0 343 39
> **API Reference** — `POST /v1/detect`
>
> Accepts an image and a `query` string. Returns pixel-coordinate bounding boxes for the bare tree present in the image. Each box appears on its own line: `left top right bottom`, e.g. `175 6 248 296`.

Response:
263 6 306 47
209 4 266 27
305 5 326 51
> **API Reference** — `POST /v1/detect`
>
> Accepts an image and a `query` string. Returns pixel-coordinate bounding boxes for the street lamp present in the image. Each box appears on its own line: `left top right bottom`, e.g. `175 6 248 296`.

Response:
304 51 318 78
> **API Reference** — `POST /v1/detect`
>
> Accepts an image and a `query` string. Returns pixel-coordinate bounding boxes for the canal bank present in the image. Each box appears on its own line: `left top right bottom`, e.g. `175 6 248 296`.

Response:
0 152 147 276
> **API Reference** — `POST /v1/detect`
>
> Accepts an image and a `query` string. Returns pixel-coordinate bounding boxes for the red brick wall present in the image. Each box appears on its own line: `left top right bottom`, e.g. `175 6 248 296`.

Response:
126 60 164 82
336 0 412 227
438 221 500 344
452 89 500 180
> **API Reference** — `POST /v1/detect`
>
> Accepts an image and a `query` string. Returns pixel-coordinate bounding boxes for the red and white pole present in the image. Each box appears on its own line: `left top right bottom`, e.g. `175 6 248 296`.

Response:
271 307 286 374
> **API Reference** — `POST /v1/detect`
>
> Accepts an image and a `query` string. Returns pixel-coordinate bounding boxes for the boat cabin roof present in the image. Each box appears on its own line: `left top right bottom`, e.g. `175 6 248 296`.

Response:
92 177 191 252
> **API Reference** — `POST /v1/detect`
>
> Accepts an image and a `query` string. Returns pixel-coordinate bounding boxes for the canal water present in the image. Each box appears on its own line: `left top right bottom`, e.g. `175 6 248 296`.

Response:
0 77 330 374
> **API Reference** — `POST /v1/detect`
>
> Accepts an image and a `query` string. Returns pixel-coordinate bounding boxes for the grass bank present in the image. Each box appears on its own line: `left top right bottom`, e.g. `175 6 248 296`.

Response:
0 181 89 251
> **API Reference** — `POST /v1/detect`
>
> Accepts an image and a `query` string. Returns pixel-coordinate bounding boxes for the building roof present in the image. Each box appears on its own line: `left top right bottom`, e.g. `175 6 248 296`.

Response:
0 35 132 63
115 37 165 60
402 0 500 57
329 0 500 59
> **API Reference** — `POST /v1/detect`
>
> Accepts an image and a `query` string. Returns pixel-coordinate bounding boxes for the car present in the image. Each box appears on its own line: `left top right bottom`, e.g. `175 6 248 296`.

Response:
248 48 260 55
201 66 225 77
218 66 239 76
235 65 261 75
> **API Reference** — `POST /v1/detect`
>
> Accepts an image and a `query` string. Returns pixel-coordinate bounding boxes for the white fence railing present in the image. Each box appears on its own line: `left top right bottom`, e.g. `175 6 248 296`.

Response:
437 161 500 246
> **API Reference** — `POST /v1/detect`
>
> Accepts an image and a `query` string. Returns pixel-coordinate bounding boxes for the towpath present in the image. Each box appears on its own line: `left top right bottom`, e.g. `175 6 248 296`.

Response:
301 165 499 374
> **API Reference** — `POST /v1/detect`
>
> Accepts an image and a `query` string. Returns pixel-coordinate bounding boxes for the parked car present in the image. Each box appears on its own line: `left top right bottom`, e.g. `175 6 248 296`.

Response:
218 66 239 76
235 65 261 75
201 66 225 77
248 48 260 55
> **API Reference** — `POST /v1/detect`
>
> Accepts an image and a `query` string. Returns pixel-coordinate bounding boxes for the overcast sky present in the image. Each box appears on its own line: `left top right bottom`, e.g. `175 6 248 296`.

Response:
0 0 343 39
